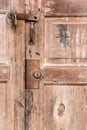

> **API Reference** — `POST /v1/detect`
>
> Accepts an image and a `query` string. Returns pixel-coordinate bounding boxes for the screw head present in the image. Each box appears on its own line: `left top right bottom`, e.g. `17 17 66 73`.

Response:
33 71 42 79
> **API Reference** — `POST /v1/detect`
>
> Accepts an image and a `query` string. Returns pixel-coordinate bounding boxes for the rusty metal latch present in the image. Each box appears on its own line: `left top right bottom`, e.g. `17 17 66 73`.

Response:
7 11 39 44
7 12 39 23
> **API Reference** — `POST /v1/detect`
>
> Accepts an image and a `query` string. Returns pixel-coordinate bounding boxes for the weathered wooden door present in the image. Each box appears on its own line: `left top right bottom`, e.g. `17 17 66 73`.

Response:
26 0 87 130
0 1 25 130
1 0 87 130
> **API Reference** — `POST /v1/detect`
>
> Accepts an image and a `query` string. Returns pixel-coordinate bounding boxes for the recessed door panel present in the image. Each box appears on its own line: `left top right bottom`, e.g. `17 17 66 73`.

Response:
45 17 87 63
41 85 87 130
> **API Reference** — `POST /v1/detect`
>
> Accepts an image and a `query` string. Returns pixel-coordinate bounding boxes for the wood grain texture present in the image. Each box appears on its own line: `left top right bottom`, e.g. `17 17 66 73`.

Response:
41 85 87 130
44 66 87 84
0 0 25 130
44 0 87 15
0 65 10 82
26 84 87 130
0 0 10 9
0 14 7 62
26 89 42 130
6 20 25 130
0 0 25 13
44 17 87 65
25 0 87 130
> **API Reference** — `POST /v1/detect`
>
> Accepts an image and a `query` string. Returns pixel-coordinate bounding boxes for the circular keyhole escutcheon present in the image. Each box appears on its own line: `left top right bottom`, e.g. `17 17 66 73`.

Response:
33 71 42 79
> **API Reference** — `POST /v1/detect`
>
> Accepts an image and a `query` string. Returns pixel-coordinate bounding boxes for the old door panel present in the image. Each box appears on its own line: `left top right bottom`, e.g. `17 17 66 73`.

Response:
26 85 87 130
45 17 87 64
44 0 87 15
25 0 87 130
0 1 25 129
41 85 87 130
0 14 7 61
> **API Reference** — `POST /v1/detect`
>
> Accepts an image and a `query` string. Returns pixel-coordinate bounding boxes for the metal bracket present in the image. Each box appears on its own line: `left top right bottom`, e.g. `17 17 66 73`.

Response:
7 11 39 45
7 12 39 22
26 59 43 89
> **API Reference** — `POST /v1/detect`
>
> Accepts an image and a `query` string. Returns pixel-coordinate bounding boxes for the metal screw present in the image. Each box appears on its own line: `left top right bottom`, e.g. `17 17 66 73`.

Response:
33 71 42 79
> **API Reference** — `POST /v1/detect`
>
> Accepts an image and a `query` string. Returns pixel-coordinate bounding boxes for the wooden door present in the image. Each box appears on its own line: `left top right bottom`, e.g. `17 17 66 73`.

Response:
0 1 25 130
26 0 87 130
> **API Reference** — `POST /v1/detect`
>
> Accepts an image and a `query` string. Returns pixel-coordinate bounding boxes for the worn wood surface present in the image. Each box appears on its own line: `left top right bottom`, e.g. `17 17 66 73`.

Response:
26 85 87 130
1 0 87 130
44 66 87 84
0 65 10 82
41 85 87 130
44 0 87 15
0 1 25 130
25 0 87 130
45 17 87 64
0 0 25 13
